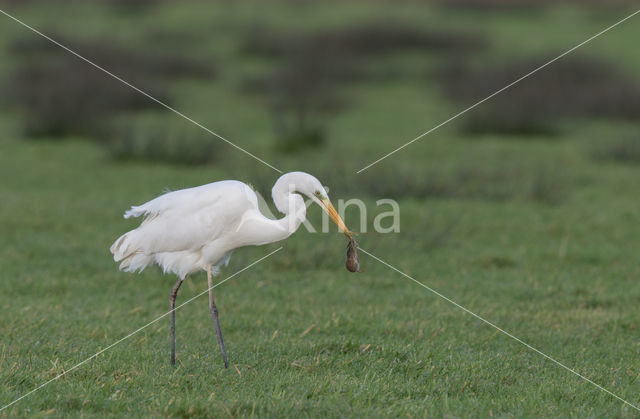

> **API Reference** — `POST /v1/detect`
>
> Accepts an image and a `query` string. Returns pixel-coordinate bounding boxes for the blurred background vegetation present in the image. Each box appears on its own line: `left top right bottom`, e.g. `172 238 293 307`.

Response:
1 1 640 416
1 0 638 205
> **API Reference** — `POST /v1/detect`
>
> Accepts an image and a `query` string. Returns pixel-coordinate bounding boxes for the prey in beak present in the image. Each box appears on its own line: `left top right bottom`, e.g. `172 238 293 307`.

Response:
320 197 352 239
312 192 360 273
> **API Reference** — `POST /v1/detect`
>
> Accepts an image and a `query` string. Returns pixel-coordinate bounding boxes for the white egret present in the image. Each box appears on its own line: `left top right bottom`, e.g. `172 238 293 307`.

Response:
110 171 352 367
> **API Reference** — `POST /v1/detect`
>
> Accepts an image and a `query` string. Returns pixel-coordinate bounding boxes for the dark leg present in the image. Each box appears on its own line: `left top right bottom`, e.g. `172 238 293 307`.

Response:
170 278 183 366
208 264 229 368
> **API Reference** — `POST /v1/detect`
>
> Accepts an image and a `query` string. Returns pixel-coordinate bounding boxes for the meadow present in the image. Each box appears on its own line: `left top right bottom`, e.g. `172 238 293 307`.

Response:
1 1 640 417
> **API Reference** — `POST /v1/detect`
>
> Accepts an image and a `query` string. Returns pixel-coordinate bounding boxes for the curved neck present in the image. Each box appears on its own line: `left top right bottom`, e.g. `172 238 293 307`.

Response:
240 193 307 246
272 193 307 238
273 196 307 240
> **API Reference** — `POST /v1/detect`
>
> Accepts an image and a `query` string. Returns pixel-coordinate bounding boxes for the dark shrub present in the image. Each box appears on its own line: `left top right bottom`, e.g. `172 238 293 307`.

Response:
9 36 213 83
5 58 158 138
241 22 485 153
265 51 357 153
241 48 356 154
3 35 214 138
274 126 326 154
243 22 484 59
105 114 218 165
437 0 546 10
435 55 640 135
102 0 165 12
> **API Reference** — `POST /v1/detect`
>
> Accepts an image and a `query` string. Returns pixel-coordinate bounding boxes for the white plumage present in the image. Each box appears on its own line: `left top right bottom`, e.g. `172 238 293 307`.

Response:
111 180 254 279
109 171 351 367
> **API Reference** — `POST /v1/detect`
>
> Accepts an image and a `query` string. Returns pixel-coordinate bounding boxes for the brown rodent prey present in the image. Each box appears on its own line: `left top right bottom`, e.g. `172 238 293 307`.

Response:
346 238 360 272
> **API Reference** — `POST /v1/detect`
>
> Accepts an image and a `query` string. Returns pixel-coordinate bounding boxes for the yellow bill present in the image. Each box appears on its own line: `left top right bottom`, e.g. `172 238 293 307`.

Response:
321 198 352 239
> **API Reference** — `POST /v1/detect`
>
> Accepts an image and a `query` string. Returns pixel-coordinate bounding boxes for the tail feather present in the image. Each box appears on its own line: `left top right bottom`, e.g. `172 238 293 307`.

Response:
118 252 154 273
110 232 133 261
110 230 153 273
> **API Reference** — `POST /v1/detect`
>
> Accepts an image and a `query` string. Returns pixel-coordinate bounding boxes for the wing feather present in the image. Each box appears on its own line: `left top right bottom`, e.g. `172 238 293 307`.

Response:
111 180 259 271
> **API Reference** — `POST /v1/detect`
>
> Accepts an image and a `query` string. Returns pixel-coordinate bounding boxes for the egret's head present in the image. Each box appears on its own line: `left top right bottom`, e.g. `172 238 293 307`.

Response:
272 171 352 237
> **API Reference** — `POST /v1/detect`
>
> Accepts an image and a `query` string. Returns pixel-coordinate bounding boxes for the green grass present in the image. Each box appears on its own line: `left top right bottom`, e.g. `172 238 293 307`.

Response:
1 1 640 417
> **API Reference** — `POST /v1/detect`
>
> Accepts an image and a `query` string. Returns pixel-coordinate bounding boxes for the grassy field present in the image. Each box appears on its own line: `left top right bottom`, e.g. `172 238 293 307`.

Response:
1 1 640 417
